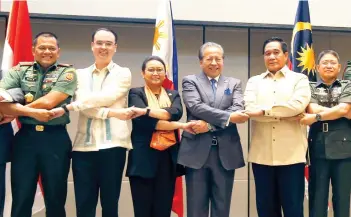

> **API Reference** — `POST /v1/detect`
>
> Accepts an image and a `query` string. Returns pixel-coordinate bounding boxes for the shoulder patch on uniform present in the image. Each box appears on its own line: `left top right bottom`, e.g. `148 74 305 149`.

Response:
19 62 34 66
57 63 72 67
65 72 74 81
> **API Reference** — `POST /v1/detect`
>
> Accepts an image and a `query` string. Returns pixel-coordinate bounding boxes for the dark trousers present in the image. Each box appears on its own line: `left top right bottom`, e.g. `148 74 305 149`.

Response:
252 163 305 217
309 158 351 217
11 125 71 217
129 151 176 217
185 146 235 217
72 147 126 217
0 164 5 217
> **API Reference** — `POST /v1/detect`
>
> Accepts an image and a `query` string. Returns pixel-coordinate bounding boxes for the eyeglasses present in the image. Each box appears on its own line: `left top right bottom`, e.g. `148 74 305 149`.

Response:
94 41 115 48
146 68 165 74
320 61 338 67
203 57 223 63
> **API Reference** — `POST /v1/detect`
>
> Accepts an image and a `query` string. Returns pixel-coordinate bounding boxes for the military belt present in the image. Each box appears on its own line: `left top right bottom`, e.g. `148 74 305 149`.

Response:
21 124 66 132
313 119 351 133
212 136 218 146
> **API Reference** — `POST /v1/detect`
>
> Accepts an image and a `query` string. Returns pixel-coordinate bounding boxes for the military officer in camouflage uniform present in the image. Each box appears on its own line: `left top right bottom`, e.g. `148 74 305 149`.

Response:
300 50 351 217
0 32 77 217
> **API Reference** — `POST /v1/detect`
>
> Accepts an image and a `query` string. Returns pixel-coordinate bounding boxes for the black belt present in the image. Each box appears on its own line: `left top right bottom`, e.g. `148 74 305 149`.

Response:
312 119 351 133
21 124 66 132
212 136 218 145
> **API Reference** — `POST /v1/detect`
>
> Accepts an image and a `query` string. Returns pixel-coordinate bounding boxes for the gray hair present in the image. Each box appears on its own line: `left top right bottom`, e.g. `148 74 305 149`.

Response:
198 42 224 60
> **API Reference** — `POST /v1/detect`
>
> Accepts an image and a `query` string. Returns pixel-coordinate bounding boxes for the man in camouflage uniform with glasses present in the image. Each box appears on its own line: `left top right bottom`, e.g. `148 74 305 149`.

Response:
300 50 351 217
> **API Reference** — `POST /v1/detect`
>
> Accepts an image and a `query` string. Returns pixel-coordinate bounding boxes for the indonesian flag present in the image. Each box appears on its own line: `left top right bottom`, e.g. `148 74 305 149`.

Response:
152 0 183 216
1 0 44 216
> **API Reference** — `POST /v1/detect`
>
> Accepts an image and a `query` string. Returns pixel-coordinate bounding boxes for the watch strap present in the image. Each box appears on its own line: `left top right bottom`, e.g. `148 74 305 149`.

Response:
61 104 69 113
146 108 151 116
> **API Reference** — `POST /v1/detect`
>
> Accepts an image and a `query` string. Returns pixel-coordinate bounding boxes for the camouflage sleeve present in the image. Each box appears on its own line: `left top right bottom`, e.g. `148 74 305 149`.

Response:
51 67 77 96
309 82 318 103
339 81 351 103
0 65 22 89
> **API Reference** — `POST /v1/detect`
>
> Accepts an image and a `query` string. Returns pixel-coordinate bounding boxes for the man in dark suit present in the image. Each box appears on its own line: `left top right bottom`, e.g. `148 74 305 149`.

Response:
178 42 248 217
0 69 18 217
0 122 12 217
0 69 24 217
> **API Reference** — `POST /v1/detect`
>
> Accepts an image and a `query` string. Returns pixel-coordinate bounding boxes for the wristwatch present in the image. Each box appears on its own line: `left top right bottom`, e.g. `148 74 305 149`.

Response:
207 123 213 132
315 114 322 121
61 104 69 113
145 108 151 116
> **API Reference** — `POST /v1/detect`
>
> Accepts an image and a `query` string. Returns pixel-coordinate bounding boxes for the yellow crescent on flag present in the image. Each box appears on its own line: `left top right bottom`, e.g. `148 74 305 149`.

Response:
291 22 315 75
290 22 312 57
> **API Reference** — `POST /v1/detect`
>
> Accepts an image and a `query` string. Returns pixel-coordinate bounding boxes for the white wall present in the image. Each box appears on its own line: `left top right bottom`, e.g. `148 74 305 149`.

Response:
1 0 351 28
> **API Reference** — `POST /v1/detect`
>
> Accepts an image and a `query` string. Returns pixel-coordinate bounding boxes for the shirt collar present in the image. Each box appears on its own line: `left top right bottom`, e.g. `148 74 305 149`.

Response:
33 61 58 72
207 75 220 82
263 65 289 78
93 61 114 74
316 78 341 88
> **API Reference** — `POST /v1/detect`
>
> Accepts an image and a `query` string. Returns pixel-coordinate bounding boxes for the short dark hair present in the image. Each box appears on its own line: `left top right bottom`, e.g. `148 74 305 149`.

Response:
141 56 166 72
91 28 118 44
317 50 340 64
33 32 59 47
262 37 288 54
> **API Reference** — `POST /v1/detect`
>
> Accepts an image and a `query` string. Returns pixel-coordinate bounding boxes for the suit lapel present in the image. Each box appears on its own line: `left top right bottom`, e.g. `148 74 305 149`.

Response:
165 89 175 102
140 87 149 106
196 72 214 102
214 75 228 108
142 87 175 106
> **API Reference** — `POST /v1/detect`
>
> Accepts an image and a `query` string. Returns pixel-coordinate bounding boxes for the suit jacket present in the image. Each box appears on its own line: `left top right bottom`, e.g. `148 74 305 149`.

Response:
0 123 12 164
178 72 245 170
0 88 25 164
126 87 184 178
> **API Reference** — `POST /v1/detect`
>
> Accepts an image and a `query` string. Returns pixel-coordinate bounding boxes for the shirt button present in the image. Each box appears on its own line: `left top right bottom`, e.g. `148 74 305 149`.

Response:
273 127 275 129
273 139 275 141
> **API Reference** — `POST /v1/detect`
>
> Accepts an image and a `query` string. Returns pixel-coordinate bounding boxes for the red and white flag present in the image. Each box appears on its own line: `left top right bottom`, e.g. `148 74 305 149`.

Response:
1 0 44 216
152 0 183 216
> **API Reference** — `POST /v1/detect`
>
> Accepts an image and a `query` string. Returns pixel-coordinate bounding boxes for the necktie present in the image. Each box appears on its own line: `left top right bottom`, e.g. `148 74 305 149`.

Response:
210 79 217 100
